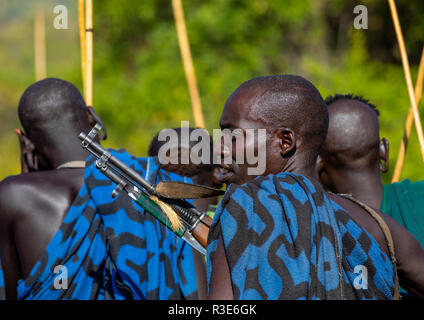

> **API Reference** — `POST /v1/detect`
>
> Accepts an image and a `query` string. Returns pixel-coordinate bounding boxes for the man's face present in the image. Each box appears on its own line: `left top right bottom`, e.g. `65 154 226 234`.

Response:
217 87 282 186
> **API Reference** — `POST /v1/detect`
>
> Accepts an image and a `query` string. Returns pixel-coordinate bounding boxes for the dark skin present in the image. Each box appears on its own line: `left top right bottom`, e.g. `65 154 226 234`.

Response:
317 99 424 298
317 99 389 209
0 169 85 299
150 127 223 209
208 82 424 300
191 167 222 213
149 128 223 299
0 104 99 299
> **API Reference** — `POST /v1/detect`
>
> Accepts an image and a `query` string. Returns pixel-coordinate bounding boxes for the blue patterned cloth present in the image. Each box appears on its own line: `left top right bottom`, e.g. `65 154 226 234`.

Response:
0 149 198 300
207 173 396 300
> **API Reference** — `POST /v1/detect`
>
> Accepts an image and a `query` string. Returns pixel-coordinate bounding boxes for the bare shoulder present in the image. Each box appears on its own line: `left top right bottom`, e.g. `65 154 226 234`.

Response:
0 174 34 211
328 192 424 285
374 198 424 297
1 171 46 192
374 206 424 258
356 199 422 251
0 170 83 222
0 171 56 200
328 192 418 247
327 193 393 257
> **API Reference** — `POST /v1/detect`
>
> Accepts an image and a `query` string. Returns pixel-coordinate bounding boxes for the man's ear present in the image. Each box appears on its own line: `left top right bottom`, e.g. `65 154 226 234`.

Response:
15 129 38 172
277 128 296 157
379 137 389 173
316 154 324 176
86 106 107 140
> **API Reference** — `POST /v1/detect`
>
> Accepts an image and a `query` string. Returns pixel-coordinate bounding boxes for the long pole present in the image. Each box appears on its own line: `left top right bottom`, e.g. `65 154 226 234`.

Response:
34 9 46 81
388 0 424 163
392 47 424 182
78 0 87 99
172 0 205 128
85 0 93 107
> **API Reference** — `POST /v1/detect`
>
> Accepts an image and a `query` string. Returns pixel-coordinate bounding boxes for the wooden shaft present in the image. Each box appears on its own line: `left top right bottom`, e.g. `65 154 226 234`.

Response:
78 0 87 99
392 47 424 182
85 0 93 106
191 215 212 249
388 0 424 163
172 0 206 129
34 9 46 81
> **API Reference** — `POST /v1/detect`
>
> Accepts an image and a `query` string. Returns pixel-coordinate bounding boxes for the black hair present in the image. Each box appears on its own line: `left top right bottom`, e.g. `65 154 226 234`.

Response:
18 78 88 146
148 127 217 177
325 93 380 116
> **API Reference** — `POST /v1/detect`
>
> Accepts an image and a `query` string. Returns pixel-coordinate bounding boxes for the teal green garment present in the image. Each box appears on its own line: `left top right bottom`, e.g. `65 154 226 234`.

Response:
381 179 424 250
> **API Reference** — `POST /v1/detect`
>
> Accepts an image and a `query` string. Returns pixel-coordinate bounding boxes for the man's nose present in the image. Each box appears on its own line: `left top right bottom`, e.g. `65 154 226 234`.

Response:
212 137 231 163
221 136 232 155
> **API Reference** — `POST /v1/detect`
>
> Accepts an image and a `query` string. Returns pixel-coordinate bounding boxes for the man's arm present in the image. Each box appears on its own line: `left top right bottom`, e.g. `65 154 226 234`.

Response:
207 234 234 300
0 178 23 299
382 213 424 298
192 248 208 300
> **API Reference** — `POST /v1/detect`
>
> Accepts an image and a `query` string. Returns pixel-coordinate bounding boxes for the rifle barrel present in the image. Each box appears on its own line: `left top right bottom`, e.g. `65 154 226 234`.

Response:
78 132 156 195
78 129 209 255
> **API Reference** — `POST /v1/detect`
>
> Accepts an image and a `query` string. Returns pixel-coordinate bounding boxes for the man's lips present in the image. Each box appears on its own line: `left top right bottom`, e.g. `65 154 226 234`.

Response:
218 164 235 183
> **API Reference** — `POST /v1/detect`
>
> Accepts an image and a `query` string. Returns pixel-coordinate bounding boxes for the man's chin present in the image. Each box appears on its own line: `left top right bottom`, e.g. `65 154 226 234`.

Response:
218 166 259 186
218 172 241 186
220 174 253 187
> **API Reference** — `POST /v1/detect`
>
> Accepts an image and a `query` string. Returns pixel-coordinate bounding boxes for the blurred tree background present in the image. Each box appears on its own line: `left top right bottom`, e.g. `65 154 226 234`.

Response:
1 0 424 184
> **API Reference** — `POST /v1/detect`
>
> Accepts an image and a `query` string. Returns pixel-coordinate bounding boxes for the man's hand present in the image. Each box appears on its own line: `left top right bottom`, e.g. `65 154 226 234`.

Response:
15 129 38 173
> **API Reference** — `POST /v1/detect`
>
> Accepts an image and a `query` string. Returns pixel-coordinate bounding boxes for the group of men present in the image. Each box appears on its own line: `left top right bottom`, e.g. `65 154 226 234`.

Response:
0 75 423 300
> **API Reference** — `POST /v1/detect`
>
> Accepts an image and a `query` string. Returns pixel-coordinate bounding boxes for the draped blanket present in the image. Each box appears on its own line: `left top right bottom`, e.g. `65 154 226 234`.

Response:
0 149 198 300
207 173 396 300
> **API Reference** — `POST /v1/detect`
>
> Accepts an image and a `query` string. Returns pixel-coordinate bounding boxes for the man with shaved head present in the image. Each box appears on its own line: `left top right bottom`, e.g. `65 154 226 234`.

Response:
318 94 424 292
317 94 389 208
0 78 102 299
0 78 199 300
207 75 424 300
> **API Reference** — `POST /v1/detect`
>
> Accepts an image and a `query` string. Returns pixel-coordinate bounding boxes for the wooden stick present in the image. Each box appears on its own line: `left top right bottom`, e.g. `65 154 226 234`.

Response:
388 0 424 163
392 47 424 182
34 9 46 81
172 0 206 128
78 0 87 99
85 0 93 107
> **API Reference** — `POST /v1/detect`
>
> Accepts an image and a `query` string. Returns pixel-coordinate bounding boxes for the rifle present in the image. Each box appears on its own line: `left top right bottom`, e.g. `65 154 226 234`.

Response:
78 124 214 255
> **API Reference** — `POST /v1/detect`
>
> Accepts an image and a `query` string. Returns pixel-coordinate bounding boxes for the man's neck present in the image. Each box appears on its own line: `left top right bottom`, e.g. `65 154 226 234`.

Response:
331 170 384 209
46 147 91 170
281 157 320 182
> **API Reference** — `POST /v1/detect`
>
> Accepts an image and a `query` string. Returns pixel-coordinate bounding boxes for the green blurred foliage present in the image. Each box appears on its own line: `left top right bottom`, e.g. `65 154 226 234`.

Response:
1 0 424 185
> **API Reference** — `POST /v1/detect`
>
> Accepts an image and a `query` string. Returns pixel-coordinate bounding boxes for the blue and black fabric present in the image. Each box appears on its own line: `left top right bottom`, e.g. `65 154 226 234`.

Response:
0 149 198 300
207 172 397 300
